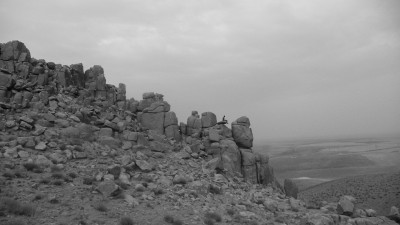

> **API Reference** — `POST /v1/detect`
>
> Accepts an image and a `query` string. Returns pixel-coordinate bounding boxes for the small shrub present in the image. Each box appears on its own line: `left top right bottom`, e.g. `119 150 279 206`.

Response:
33 167 44 173
142 175 153 183
3 172 15 179
153 188 164 195
205 212 222 222
50 165 62 173
51 173 65 179
226 208 235 216
209 184 222 194
33 193 45 201
83 177 94 185
119 216 135 225
173 177 188 185
387 215 400 223
164 214 183 225
94 202 108 212
39 178 51 184
164 215 174 223
172 219 183 225
204 218 215 225
14 171 24 178
0 197 36 216
23 162 40 171
52 180 64 186
115 180 130 190
68 172 78 178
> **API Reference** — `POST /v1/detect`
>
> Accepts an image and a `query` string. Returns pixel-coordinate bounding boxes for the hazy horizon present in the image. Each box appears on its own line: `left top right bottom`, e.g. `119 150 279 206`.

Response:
1 0 399 143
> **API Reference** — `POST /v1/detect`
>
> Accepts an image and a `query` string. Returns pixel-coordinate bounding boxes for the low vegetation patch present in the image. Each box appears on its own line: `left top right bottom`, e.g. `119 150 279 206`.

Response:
119 216 135 225
0 197 36 216
93 202 108 212
205 212 222 222
164 214 183 225
4 218 27 225
68 172 78 178
83 177 95 185
23 162 42 173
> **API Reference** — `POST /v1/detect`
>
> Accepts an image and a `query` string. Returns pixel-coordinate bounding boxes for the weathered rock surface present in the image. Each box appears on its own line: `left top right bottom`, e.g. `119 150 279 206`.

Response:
232 116 253 148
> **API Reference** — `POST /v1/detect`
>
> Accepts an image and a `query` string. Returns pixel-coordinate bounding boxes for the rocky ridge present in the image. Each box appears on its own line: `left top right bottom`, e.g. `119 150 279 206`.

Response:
0 40 399 225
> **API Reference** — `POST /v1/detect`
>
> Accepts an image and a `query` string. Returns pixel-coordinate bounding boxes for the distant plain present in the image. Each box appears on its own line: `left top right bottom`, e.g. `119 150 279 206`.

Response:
254 136 400 190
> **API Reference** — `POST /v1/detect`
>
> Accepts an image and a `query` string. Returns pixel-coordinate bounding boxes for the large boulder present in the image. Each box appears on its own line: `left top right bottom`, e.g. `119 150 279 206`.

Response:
0 40 31 62
144 101 170 113
165 125 181 141
138 112 165 134
220 139 242 176
187 111 202 135
70 63 85 87
240 148 257 183
0 70 14 102
164 111 178 127
284 179 299 198
56 66 72 87
256 153 275 185
201 112 217 128
337 195 355 216
232 116 253 148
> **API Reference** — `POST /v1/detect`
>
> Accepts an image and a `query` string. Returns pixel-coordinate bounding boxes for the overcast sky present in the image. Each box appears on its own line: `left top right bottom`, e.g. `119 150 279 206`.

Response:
1 0 399 143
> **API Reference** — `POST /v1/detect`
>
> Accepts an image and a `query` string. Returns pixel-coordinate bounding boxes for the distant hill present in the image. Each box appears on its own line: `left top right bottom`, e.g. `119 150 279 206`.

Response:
298 171 400 215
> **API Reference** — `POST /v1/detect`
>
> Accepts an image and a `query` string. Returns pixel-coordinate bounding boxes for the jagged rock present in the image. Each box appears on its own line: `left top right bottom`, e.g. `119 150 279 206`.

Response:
99 136 120 148
122 141 132 150
96 181 120 196
208 128 220 142
35 142 47 151
284 178 299 199
165 126 179 141
164 111 178 127
123 131 138 141
232 116 253 148
301 214 335 225
104 120 119 131
4 147 18 158
150 141 171 152
34 155 53 167
289 198 305 212
175 150 191 159
173 174 193 184
107 165 121 178
337 195 356 216
49 152 67 164
1 40 31 61
263 198 278 212
124 194 139 207
390 206 399 216
0 71 14 102
365 209 377 217
135 160 154 172
201 112 217 128
138 112 165 134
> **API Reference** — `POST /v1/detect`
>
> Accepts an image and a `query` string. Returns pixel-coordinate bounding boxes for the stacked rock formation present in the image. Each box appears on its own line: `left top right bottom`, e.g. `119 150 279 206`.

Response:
180 112 279 187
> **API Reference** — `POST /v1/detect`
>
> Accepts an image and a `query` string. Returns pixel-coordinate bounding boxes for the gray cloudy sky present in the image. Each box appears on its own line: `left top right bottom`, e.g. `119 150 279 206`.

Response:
1 0 399 142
